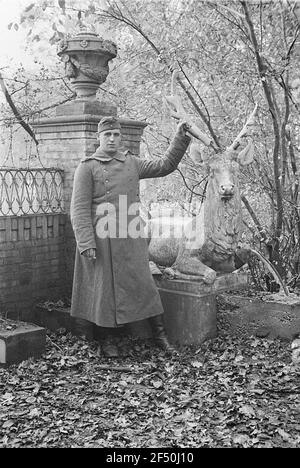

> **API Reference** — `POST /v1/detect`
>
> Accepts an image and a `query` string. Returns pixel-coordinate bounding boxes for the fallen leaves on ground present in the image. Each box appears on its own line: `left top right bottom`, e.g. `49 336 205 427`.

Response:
0 330 299 448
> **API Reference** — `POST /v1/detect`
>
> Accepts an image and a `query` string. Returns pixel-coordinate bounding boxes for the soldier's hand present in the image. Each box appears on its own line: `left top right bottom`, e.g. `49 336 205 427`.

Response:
82 248 96 260
176 121 191 137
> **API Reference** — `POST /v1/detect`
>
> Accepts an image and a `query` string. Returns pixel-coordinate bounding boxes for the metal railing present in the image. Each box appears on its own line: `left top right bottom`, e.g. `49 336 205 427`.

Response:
0 168 64 216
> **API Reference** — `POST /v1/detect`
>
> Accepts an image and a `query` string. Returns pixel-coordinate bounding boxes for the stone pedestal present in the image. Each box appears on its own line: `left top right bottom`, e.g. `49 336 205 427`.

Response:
159 273 248 345
158 281 217 345
129 272 248 345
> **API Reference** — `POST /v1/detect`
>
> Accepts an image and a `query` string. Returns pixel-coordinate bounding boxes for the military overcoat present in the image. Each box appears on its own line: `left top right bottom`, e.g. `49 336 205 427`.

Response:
70 132 190 327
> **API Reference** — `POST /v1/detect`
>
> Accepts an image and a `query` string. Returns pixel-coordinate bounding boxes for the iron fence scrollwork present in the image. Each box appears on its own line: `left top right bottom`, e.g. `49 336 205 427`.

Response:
0 168 64 216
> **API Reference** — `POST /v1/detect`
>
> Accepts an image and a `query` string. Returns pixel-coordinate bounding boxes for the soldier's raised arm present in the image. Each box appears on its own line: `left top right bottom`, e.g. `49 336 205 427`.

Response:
137 122 191 180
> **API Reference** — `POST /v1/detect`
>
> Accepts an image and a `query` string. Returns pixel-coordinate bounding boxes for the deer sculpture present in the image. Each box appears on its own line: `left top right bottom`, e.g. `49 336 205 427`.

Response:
148 70 258 285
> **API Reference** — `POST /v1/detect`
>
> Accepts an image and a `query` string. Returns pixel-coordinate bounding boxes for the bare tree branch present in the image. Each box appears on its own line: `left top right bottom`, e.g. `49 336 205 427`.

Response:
0 70 39 146
241 1 283 243
242 194 268 241
176 167 207 198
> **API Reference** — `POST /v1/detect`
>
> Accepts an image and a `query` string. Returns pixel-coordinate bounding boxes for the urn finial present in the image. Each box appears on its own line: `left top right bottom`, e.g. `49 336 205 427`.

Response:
57 30 117 100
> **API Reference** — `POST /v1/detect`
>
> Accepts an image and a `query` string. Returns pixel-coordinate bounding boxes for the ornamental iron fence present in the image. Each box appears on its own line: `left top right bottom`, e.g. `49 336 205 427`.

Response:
0 168 64 216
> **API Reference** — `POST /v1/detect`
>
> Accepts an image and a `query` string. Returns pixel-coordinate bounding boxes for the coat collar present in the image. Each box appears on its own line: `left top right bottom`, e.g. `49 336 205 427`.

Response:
82 147 128 163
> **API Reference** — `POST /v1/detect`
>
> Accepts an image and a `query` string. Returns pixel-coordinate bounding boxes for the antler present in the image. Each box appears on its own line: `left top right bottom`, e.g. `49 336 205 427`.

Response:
165 70 217 150
227 104 258 152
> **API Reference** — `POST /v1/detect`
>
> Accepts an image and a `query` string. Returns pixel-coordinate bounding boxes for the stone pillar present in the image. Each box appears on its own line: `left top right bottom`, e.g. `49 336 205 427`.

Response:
31 30 147 292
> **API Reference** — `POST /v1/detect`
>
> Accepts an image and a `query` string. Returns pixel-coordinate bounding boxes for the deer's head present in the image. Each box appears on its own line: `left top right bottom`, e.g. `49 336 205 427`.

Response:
191 140 255 200
166 71 257 202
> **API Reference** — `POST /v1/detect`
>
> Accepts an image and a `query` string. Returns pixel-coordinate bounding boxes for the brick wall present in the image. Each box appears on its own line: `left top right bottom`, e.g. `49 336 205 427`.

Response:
0 214 67 319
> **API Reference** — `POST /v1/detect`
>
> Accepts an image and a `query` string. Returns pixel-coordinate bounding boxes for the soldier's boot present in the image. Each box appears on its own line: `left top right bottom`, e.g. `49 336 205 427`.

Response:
148 315 177 354
101 338 119 358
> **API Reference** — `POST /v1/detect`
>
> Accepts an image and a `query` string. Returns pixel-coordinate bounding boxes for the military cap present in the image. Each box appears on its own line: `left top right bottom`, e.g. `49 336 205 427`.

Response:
98 116 121 133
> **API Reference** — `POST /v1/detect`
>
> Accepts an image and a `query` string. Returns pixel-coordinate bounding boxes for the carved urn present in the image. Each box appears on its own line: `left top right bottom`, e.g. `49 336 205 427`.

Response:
57 30 117 99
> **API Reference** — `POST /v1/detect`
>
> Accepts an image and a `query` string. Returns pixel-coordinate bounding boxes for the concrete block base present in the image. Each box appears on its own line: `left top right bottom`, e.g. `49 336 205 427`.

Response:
155 278 217 345
150 272 248 345
0 323 46 365
218 293 300 340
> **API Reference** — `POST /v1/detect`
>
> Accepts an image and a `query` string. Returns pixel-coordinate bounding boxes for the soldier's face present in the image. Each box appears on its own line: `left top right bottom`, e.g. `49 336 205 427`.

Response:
98 130 122 154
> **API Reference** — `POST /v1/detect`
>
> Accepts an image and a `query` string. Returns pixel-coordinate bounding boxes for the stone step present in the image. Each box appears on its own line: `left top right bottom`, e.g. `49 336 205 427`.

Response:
0 321 46 365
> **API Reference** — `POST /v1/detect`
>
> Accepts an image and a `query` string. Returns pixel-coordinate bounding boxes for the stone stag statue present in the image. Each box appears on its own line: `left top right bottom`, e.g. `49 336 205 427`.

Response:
148 71 258 285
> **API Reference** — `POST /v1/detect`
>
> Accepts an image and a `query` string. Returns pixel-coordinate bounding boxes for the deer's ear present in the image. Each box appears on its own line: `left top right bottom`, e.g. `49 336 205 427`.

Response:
190 141 203 164
238 140 254 166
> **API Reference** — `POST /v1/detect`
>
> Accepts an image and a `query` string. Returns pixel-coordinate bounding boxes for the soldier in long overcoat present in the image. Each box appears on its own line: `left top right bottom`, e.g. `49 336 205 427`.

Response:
70 116 191 356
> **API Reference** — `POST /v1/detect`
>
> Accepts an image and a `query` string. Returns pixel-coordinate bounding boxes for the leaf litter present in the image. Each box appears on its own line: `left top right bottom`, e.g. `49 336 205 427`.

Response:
0 329 299 448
